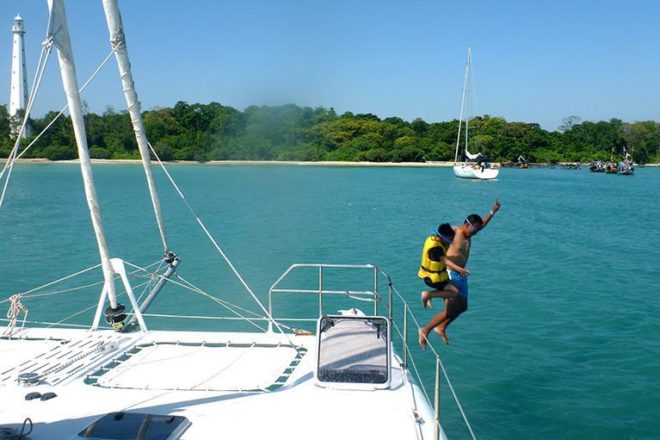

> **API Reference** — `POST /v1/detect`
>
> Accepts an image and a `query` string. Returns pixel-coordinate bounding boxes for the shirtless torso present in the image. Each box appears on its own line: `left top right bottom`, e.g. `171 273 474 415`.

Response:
447 226 472 268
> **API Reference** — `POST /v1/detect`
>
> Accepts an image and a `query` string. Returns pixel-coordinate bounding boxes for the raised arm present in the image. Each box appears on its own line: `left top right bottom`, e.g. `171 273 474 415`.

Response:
480 199 501 229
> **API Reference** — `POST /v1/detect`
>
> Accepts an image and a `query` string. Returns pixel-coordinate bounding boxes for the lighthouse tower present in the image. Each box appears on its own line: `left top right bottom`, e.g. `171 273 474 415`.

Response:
9 14 30 138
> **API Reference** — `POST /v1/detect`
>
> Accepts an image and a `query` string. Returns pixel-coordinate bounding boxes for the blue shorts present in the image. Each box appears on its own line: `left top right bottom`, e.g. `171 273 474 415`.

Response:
449 270 469 301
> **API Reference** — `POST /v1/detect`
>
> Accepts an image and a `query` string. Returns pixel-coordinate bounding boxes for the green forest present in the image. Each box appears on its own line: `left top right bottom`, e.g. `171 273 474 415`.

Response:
1 102 658 163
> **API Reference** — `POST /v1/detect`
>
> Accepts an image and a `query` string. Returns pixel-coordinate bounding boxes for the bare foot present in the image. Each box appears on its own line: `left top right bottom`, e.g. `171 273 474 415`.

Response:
421 291 432 309
418 328 429 350
436 328 450 345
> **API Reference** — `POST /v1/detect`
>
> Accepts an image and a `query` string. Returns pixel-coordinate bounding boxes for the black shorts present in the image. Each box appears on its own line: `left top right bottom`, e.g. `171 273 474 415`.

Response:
423 277 449 291
445 295 468 320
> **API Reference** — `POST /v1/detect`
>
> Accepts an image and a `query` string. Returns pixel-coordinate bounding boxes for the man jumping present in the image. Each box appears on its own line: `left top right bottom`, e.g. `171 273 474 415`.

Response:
418 199 501 347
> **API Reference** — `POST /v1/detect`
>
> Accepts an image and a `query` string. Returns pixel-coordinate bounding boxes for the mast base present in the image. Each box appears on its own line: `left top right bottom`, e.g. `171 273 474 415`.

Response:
104 304 127 331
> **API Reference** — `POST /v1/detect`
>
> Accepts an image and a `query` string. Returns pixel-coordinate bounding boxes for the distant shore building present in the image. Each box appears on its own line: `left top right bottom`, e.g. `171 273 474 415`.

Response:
9 14 31 138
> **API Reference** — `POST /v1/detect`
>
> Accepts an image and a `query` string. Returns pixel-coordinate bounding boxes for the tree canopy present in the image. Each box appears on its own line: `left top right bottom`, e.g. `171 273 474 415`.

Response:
1 103 658 164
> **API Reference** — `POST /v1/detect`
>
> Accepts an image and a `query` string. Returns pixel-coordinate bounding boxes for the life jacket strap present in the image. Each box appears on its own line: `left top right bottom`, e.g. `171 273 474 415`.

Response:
420 265 446 274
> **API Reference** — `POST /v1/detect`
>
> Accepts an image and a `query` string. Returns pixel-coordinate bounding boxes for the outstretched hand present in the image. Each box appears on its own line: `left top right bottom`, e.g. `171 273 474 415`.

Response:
492 199 501 214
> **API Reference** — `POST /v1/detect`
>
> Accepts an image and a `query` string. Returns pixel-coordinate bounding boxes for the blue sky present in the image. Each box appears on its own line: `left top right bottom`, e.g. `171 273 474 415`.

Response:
0 0 658 130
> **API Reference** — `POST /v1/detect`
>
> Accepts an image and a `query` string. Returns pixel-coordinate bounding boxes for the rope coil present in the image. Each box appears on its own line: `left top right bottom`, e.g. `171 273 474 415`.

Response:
3 294 28 336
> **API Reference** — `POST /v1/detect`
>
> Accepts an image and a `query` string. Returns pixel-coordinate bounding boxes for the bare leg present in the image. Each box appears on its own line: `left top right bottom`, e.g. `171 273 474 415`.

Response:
433 296 466 346
418 328 428 350
421 283 459 309
433 317 454 345
419 309 449 350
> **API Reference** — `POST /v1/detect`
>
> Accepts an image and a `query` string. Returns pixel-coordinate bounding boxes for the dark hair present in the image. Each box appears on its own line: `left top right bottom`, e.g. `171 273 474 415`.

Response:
465 214 483 225
437 223 455 241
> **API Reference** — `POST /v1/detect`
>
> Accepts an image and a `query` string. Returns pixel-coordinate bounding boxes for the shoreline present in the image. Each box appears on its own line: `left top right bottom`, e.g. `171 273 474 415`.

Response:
2 158 457 167
2 158 659 167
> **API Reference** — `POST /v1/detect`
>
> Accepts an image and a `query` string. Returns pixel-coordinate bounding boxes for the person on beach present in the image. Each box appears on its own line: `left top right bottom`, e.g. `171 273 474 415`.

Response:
418 199 501 348
417 223 469 350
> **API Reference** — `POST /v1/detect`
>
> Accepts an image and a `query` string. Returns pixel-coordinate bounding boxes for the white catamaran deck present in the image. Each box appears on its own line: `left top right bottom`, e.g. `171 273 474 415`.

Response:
0 327 438 439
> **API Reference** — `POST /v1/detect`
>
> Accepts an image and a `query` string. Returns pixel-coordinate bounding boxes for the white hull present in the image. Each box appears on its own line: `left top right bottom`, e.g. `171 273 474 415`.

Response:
453 164 499 180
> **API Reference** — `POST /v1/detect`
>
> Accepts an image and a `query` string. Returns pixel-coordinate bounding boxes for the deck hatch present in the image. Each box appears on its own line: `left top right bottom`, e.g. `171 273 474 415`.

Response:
76 412 190 439
316 315 391 389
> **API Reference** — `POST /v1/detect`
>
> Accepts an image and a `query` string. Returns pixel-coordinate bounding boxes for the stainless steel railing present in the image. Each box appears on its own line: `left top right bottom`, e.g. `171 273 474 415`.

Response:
267 263 476 440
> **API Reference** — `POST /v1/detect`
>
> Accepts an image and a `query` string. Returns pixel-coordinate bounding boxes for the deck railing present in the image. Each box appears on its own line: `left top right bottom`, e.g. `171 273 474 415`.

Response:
2 261 476 439
268 263 476 440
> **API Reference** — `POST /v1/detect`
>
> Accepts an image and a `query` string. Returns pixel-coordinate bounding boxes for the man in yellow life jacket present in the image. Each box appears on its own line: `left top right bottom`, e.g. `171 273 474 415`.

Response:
417 223 469 350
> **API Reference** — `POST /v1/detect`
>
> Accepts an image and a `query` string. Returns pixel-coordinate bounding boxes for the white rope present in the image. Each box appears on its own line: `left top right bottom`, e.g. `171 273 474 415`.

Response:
14 279 105 301
141 313 267 322
1 263 102 301
147 143 295 344
45 280 149 328
165 274 266 332
0 319 88 329
0 259 162 306
121 258 167 275
175 274 264 319
3 294 28 336
137 314 298 335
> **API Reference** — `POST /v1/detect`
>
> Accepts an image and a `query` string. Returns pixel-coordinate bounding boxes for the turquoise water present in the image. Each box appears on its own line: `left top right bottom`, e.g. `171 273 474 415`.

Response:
1 164 659 439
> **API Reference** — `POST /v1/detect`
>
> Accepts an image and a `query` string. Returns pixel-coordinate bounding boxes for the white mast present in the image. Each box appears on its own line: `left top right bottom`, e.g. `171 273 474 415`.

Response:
454 47 470 164
9 14 31 138
46 0 120 311
101 0 169 254
465 47 471 158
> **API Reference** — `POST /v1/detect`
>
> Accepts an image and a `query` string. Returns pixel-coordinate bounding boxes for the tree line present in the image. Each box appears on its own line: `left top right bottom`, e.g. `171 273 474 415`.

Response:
0 102 658 163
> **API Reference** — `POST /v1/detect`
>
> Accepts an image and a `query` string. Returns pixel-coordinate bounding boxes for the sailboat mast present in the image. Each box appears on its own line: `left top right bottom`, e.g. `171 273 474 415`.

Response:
454 47 470 164
46 0 119 309
465 47 471 159
101 0 169 254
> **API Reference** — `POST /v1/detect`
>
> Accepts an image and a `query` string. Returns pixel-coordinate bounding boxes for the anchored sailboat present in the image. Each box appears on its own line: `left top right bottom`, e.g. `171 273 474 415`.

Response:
452 47 499 180
0 2 477 439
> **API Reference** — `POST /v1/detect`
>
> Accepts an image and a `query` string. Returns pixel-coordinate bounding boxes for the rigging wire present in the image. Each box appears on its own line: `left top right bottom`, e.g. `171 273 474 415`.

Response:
173 274 266 332
45 280 149 328
0 46 119 210
147 142 295 344
0 39 53 208
0 260 162 306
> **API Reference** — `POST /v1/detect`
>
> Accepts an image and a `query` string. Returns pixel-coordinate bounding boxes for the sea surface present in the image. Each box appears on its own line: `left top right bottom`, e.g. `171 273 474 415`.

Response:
1 163 659 439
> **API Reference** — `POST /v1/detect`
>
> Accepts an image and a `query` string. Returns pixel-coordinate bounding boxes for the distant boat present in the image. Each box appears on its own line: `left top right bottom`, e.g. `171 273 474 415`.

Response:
514 155 529 169
619 149 634 175
589 160 605 172
452 48 499 180
619 159 634 175
501 156 528 169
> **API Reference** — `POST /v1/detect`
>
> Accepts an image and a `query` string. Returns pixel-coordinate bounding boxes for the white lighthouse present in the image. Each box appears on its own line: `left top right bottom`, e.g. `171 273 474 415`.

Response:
9 14 30 137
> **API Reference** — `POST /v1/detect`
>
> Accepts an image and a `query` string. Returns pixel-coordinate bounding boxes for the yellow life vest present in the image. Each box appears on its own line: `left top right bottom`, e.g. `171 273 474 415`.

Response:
418 235 449 284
